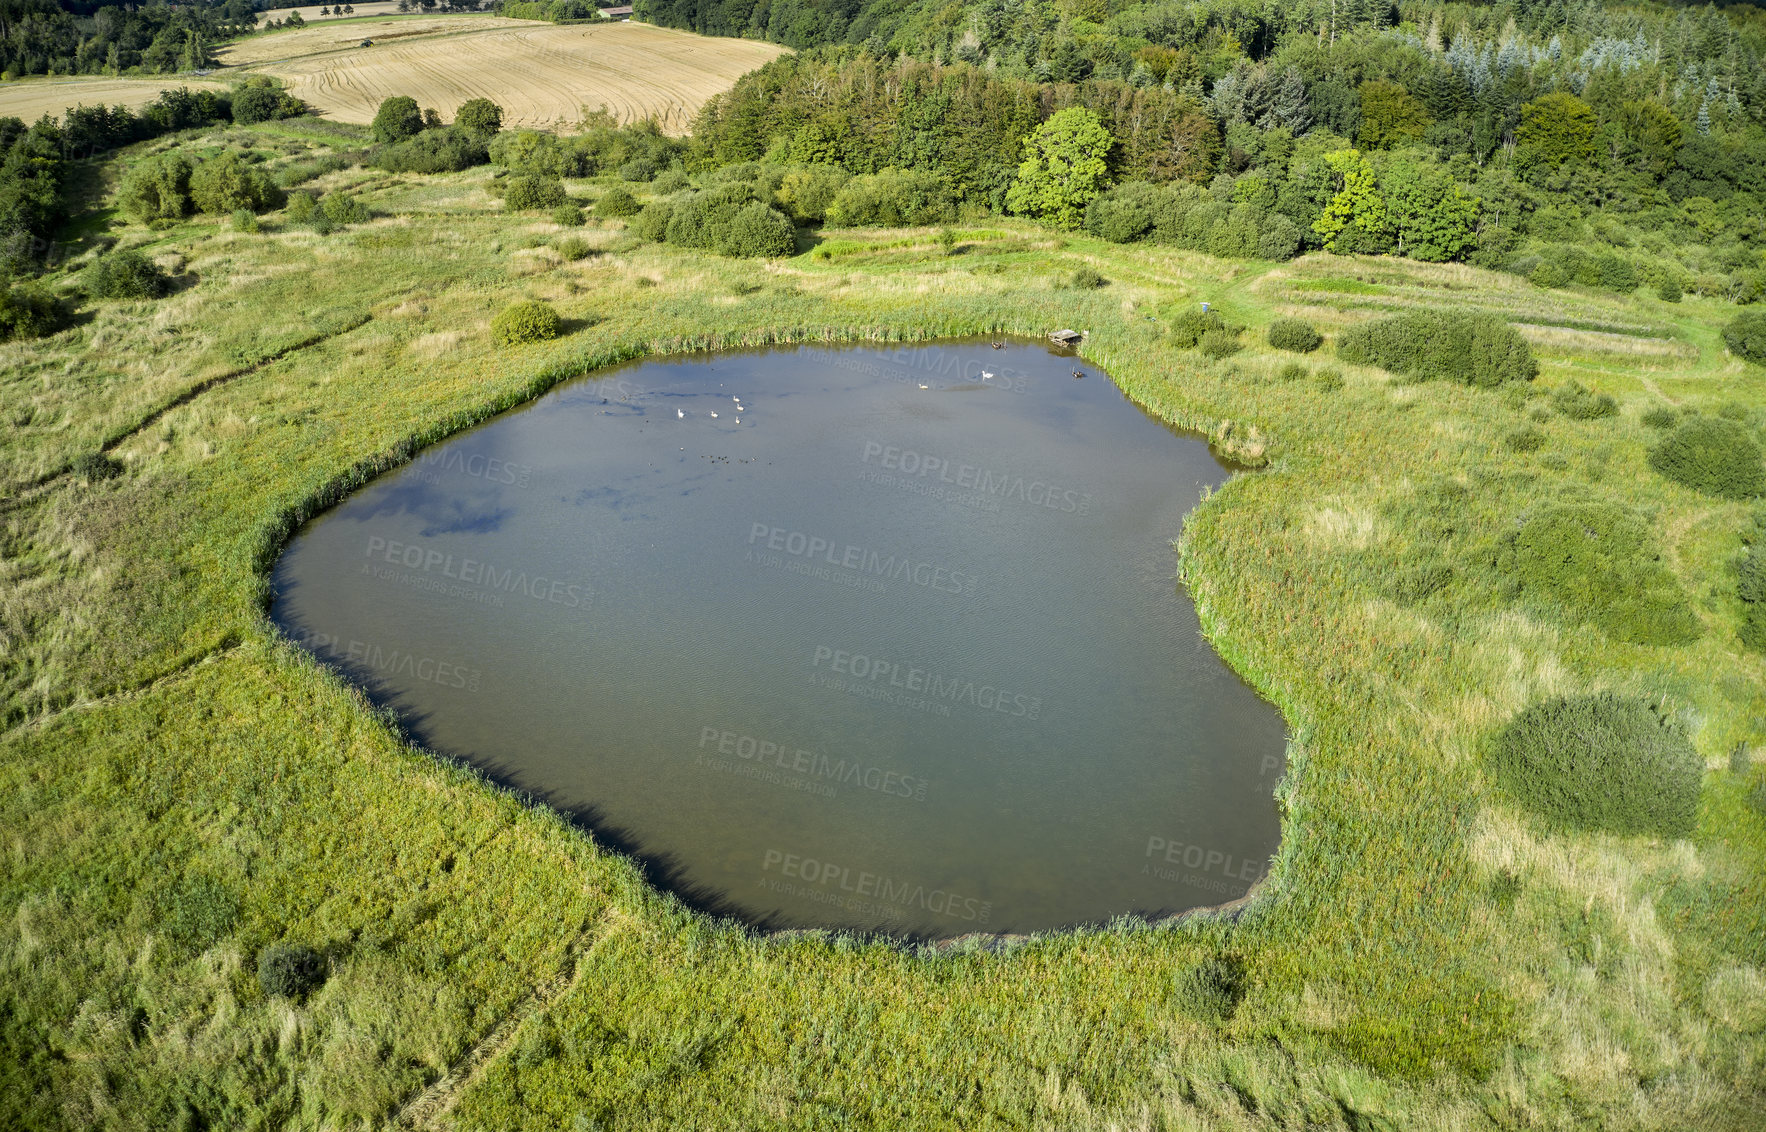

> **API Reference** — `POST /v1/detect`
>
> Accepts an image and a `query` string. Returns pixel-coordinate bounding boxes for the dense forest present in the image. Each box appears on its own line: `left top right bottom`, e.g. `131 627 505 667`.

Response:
0 0 262 76
662 0 1766 295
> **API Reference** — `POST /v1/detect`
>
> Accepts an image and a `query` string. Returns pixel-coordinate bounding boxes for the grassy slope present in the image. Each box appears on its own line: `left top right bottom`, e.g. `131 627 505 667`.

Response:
1 122 1764 1130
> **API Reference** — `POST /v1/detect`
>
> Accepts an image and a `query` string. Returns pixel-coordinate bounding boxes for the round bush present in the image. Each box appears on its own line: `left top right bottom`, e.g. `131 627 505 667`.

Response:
1490 693 1702 838
1070 266 1105 289
231 208 260 233
1267 318 1322 353
1724 310 1766 366
258 943 326 999
492 300 562 346
87 249 169 300
1255 214 1303 261
0 283 65 342
320 192 369 225
1495 501 1701 645
633 199 672 242
1649 417 1766 500
554 236 592 261
596 186 641 218
1277 362 1307 382
717 202 796 258
371 95 424 143
551 202 586 227
1641 406 1678 429
1176 955 1246 1022
1315 368 1344 392
618 158 658 182
651 168 690 195
284 191 317 223
191 153 285 215
1198 327 1242 359
1656 277 1682 303
504 174 567 211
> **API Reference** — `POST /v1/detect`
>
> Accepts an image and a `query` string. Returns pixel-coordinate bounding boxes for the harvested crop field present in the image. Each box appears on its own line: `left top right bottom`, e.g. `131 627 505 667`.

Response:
223 19 787 133
0 76 229 124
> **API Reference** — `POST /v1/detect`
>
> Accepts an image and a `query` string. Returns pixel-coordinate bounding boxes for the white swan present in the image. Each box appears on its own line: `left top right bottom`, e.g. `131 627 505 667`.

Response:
981 371 994 380
676 409 685 419
710 411 719 418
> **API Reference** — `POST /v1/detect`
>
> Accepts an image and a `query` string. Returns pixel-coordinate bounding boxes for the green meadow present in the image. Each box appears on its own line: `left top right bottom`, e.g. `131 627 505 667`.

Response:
2 118 1764 1130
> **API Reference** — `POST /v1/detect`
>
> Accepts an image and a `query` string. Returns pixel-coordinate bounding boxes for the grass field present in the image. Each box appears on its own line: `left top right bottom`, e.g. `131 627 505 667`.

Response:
218 18 788 132
1 120 1764 1130
0 76 231 124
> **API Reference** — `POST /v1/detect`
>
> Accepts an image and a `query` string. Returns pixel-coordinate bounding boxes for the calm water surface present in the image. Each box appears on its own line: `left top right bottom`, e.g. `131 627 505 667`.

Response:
271 340 1287 936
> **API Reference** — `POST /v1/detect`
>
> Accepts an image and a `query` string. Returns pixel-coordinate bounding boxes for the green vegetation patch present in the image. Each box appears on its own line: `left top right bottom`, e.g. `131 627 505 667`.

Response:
1724 310 1766 366
85 249 170 300
492 300 563 346
1490 693 1702 838
1337 311 1538 388
1649 417 1766 500
1494 500 1701 646
1550 380 1618 421
1267 317 1322 352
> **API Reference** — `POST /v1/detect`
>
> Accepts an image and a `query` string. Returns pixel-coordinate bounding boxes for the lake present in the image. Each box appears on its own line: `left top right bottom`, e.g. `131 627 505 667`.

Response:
270 339 1288 937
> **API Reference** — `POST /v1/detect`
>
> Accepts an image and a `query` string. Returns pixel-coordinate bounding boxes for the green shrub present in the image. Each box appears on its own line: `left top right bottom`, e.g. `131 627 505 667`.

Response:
775 165 847 224
595 186 641 218
190 152 285 215
1504 425 1547 453
86 249 169 299
1277 362 1307 382
231 208 260 233
1316 368 1345 392
1070 266 1105 289
504 174 567 211
0 283 65 341
1738 511 1766 652
1199 327 1242 359
71 452 122 480
1723 310 1766 366
370 126 488 173
718 201 796 258
275 153 350 189
285 191 317 222
826 168 955 227
1083 182 1157 243
1176 955 1246 1022
1256 214 1303 260
1168 306 1225 348
1337 310 1537 388
1495 501 1701 645
320 192 369 225
1649 417 1766 499
454 97 503 139
1641 406 1678 429
551 202 585 227
618 157 658 182
554 235 592 261
1531 260 1570 289
1656 277 1682 302
633 199 672 242
1550 380 1618 420
1267 318 1322 353
370 95 424 144
117 152 194 223
1490 693 1702 838
1389 560 1456 604
492 300 562 346
651 168 690 195
258 943 326 999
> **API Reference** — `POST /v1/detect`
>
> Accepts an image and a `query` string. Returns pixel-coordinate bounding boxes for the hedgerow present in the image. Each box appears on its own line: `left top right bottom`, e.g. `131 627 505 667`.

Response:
1337 311 1537 388
1490 693 1702 838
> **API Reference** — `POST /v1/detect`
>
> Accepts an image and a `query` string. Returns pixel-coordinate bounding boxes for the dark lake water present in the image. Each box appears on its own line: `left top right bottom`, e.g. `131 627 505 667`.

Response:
271 340 1288 937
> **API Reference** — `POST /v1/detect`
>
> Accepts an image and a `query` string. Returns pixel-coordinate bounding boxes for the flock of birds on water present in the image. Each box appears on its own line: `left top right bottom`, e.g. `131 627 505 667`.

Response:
643 344 1084 427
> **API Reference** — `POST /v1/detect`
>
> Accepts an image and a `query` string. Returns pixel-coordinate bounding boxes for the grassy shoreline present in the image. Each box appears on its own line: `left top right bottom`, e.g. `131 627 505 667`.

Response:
2 123 1764 1129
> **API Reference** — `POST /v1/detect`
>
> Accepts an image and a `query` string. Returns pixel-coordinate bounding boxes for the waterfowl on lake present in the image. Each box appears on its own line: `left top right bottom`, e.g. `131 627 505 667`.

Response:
677 409 685 418
990 341 1003 349
981 371 994 380
710 412 719 418
1072 369 1085 379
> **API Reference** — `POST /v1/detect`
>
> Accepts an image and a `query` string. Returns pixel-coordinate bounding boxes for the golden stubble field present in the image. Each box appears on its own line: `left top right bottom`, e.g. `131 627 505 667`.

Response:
220 18 788 132
0 76 231 123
